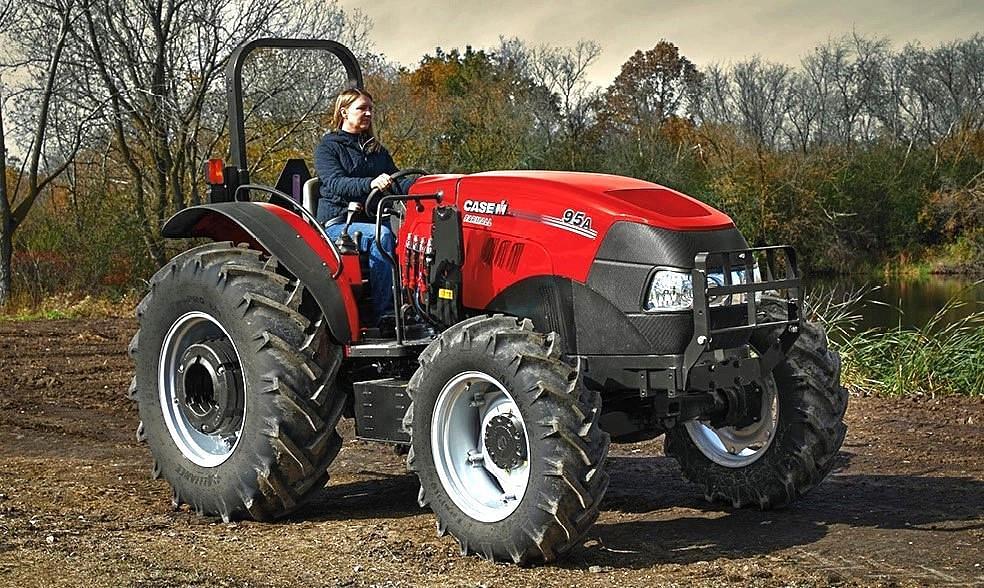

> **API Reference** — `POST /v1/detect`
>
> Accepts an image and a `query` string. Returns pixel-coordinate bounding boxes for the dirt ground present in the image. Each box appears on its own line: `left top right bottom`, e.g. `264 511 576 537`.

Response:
0 318 981 587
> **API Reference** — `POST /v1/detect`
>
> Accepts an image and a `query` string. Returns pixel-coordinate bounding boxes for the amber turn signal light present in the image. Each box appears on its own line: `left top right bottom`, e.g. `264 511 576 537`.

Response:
207 158 225 184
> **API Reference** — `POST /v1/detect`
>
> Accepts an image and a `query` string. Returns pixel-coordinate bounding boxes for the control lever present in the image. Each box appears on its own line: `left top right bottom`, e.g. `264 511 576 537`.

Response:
334 201 363 255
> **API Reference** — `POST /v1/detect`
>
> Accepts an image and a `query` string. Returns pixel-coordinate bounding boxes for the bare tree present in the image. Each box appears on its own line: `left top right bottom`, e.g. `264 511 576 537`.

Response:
0 0 82 307
66 0 371 265
697 58 792 150
880 38 981 148
526 40 601 168
799 39 844 148
701 35 894 152
694 64 735 126
841 33 890 145
785 73 820 153
924 37 984 138
0 0 17 307
730 58 792 150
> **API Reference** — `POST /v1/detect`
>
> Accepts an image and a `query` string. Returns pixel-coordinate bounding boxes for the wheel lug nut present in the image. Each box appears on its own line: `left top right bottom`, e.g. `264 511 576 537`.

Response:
466 450 484 466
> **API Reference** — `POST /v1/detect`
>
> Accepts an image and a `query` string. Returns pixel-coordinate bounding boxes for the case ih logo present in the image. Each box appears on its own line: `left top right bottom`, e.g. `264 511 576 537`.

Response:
463 199 509 215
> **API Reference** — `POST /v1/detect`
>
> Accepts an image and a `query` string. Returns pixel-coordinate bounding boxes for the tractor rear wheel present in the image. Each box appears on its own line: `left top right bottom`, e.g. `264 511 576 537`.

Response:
665 298 848 508
129 242 345 521
405 315 610 564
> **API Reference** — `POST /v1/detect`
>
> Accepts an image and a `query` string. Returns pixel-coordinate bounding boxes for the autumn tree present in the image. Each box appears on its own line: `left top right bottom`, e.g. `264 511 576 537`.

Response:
382 46 534 172
602 41 700 129
595 41 704 188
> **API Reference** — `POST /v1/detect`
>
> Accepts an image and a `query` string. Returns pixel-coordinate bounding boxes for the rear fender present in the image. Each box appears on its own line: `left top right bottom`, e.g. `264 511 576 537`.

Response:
162 202 360 343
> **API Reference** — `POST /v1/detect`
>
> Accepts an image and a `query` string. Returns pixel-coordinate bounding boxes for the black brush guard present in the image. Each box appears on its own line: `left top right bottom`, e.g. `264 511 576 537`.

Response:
681 245 802 388
580 245 801 403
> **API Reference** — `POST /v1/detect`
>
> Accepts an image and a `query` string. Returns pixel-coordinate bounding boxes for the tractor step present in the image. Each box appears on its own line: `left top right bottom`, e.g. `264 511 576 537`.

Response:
352 378 411 444
346 338 432 358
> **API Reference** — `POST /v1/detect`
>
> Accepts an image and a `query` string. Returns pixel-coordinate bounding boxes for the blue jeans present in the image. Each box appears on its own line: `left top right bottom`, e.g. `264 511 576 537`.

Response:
325 222 395 324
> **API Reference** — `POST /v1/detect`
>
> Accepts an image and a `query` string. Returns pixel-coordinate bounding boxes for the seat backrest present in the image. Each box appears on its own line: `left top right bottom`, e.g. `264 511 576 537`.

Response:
303 177 321 217
274 158 312 201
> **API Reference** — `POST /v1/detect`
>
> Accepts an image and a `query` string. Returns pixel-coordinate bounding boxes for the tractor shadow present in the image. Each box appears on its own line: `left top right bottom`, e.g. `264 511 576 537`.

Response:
569 452 984 569
288 450 983 570
294 470 425 522
288 437 424 522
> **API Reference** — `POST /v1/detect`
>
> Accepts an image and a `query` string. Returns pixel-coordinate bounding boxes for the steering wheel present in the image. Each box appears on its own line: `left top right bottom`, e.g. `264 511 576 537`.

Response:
364 168 429 218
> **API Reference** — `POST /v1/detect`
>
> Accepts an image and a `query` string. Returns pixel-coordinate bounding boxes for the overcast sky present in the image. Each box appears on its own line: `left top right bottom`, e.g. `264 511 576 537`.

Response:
340 0 983 86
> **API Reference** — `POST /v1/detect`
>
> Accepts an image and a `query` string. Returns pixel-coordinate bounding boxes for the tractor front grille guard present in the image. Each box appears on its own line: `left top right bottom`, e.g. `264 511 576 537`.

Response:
682 245 802 385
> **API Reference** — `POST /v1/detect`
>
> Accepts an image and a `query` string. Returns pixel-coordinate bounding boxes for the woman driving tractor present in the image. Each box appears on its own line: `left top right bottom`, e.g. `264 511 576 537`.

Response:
314 88 405 323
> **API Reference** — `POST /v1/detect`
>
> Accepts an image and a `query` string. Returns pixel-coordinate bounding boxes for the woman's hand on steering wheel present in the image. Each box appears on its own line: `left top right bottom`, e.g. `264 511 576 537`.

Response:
365 168 429 218
369 173 393 192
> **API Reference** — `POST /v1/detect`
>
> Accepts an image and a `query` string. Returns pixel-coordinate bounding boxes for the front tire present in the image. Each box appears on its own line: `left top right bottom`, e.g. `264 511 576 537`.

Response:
665 299 848 508
406 315 610 564
129 242 345 521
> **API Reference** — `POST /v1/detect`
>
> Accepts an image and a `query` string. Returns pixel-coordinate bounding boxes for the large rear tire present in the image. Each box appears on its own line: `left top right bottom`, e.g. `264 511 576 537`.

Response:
129 242 345 520
405 315 610 564
665 299 848 508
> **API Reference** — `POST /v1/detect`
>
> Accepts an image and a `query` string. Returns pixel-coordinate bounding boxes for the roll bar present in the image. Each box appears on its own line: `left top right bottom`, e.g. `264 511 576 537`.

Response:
225 38 364 184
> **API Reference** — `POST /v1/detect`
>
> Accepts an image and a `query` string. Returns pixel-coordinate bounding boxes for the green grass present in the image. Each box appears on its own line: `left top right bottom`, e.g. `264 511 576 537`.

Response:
4 308 74 321
0 292 138 321
807 284 984 397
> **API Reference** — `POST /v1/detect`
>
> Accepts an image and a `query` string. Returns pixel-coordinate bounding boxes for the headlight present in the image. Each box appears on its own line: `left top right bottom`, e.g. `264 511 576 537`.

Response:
644 270 693 311
644 265 762 312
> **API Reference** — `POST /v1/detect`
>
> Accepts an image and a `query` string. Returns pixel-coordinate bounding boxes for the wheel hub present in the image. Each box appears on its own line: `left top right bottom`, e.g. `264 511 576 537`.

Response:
484 413 527 470
711 383 764 429
176 340 242 435
685 372 779 468
431 371 531 523
160 311 247 467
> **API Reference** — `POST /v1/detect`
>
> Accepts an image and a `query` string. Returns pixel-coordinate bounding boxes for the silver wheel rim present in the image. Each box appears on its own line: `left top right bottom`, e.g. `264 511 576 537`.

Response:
159 311 246 467
431 371 531 523
685 374 779 468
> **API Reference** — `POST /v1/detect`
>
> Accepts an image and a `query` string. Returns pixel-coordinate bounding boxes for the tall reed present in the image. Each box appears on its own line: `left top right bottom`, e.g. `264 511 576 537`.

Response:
805 284 983 397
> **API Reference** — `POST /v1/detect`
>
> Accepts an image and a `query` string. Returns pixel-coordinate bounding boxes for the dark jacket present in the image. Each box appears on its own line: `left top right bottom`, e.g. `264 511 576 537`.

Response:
313 130 398 222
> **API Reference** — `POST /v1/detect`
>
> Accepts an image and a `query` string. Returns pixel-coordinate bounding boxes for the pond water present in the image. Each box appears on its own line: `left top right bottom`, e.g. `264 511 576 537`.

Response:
807 274 983 331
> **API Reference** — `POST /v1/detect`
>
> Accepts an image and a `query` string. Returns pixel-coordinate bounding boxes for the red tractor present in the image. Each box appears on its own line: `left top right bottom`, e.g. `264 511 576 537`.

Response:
130 39 847 564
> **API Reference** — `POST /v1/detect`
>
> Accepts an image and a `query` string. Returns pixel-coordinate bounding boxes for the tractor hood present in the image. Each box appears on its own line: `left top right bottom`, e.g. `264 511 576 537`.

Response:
462 171 735 231
402 170 745 300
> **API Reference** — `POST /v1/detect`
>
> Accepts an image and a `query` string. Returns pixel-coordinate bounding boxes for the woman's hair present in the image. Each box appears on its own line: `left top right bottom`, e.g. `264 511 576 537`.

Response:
332 88 380 152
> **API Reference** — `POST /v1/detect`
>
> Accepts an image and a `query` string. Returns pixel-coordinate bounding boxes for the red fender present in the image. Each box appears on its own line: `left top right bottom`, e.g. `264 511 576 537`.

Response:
162 201 362 343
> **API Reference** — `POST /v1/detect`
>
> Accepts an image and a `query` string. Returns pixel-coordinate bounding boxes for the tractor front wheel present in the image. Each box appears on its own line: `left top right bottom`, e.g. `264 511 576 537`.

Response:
665 298 848 509
405 315 610 564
